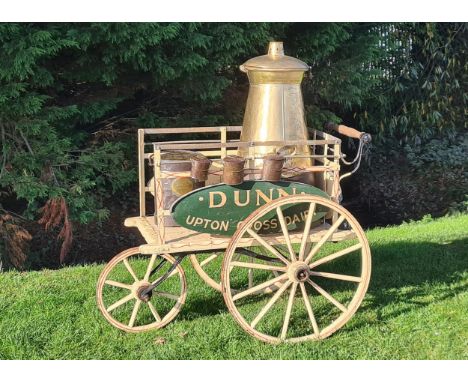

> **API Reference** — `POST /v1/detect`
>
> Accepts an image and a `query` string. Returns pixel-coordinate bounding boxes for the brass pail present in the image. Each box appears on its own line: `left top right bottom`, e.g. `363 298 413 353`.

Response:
191 157 212 182
223 155 246 185
261 154 285 182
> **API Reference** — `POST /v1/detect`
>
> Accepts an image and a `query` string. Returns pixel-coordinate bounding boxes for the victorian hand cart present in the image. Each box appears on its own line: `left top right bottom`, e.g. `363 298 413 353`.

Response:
96 42 372 344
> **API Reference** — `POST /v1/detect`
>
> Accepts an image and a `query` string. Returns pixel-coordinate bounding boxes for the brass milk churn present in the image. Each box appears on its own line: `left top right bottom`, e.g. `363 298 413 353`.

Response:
238 41 313 177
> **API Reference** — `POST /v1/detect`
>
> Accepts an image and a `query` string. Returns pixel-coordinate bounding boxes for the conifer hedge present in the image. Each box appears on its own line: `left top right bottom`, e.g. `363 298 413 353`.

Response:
0 22 465 268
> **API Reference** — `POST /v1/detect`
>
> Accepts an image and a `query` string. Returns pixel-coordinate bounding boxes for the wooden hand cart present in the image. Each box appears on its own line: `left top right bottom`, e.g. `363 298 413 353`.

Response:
96 124 372 344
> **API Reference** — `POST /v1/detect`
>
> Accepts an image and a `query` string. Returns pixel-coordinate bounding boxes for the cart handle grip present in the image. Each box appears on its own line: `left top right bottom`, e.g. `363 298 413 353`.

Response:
325 122 372 143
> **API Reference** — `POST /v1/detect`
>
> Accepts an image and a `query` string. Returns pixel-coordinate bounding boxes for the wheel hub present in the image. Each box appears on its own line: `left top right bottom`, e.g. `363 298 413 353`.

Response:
287 261 310 283
131 281 152 302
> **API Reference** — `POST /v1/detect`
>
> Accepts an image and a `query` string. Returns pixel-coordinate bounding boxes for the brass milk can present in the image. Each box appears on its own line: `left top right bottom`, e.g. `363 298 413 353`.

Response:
238 41 312 173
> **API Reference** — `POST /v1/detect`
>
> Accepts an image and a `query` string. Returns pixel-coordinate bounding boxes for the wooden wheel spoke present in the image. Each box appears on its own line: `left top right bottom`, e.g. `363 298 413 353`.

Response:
229 253 241 273
104 280 132 290
306 279 347 313
123 258 139 282
107 293 134 313
147 301 162 322
299 202 316 261
276 207 296 261
200 254 218 267
233 273 288 302
128 299 141 327
153 290 180 301
251 281 292 329
309 243 362 269
280 282 297 339
300 283 319 335
144 254 158 282
304 215 346 264
248 257 254 289
246 228 290 265
230 261 286 272
310 271 362 283
167 268 180 279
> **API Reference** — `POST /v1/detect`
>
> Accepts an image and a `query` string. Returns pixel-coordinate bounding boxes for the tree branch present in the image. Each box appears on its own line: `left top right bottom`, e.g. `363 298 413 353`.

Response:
18 128 60 186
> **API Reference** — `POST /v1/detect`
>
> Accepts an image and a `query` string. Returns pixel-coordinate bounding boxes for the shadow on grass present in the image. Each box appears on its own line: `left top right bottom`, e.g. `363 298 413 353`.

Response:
360 238 468 320
180 293 227 320
179 238 468 323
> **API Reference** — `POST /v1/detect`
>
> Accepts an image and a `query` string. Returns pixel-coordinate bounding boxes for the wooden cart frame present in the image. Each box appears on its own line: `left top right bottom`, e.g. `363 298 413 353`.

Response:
97 125 372 343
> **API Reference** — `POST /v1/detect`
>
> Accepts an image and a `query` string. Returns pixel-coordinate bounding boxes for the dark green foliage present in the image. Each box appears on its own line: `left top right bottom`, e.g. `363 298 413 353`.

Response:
0 22 381 221
356 22 467 142
0 22 466 268
350 23 467 222
357 133 468 224
297 23 383 119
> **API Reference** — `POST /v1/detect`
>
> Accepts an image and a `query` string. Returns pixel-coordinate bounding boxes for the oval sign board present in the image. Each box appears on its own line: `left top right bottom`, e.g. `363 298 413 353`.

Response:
170 181 329 236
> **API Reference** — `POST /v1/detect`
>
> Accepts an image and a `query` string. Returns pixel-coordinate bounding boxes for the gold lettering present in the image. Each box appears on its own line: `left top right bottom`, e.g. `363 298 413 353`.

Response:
256 189 273 206
277 188 290 197
234 190 250 207
276 187 297 198
253 221 263 230
209 191 227 208
220 220 229 231
292 214 301 224
270 218 278 229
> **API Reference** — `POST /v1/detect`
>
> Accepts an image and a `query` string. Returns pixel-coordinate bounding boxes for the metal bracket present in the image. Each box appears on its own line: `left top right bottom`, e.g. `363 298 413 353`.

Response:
237 248 283 263
141 253 186 297
339 135 371 180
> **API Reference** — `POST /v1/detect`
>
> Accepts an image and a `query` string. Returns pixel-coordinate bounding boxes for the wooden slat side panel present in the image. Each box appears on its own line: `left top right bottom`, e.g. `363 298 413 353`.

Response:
142 126 242 134
151 139 338 150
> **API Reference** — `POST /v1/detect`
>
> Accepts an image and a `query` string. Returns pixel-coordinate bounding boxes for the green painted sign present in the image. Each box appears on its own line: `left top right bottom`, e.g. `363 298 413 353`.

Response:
170 181 329 236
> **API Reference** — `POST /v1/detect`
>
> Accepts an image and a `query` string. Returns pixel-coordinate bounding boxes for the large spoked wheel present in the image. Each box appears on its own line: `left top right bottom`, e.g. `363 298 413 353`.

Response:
221 194 371 344
97 248 187 333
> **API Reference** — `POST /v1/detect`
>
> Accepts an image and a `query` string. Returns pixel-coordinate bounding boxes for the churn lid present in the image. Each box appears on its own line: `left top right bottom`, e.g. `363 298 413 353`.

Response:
240 42 309 73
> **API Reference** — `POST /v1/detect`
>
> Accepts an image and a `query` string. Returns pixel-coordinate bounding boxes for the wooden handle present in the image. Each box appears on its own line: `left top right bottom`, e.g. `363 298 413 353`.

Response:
325 122 371 142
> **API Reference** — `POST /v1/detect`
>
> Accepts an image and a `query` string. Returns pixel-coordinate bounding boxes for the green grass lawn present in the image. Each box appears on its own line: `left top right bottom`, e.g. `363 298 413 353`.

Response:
0 214 467 360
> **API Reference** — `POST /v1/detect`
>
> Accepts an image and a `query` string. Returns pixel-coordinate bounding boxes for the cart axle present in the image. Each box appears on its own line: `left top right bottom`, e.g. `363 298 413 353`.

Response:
287 261 311 283
137 285 152 302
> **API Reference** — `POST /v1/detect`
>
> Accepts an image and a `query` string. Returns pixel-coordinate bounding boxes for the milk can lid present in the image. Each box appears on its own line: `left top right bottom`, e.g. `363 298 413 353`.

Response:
240 42 309 72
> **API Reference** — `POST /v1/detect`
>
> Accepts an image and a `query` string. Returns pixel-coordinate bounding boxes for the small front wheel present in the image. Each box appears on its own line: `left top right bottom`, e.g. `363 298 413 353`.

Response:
97 248 186 333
